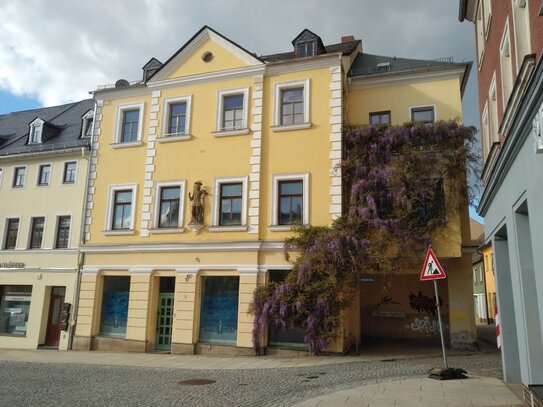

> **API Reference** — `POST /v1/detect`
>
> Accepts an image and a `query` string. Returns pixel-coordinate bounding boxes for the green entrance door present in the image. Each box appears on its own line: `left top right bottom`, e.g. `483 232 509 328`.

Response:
156 293 174 350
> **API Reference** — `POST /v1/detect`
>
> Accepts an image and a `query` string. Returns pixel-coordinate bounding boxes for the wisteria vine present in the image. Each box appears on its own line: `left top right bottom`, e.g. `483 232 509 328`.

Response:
250 120 478 355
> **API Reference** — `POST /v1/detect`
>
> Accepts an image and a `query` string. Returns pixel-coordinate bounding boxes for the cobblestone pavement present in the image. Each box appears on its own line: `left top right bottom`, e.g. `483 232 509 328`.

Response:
0 350 502 407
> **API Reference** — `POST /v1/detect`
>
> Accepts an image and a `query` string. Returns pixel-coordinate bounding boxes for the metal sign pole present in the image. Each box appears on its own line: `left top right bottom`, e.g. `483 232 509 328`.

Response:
433 279 448 369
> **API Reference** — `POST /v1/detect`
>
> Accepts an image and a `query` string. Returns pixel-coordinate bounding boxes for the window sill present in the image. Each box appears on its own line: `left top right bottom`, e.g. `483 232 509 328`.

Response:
268 225 304 232
157 134 192 143
208 225 248 232
212 128 251 137
148 227 186 234
102 229 136 236
110 141 143 149
270 122 312 132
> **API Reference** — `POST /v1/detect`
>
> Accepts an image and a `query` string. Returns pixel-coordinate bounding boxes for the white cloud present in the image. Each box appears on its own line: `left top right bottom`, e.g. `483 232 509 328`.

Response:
0 0 477 118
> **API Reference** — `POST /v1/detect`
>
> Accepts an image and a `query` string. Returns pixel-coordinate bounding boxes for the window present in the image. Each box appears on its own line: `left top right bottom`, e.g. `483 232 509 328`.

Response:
476 2 485 65
55 216 71 249
114 103 144 144
215 88 249 135
411 106 435 123
483 0 492 35
63 161 77 184
37 164 51 186
0 286 32 336
211 177 248 230
168 102 187 134
99 276 130 338
158 187 181 228
28 118 44 144
12 167 26 188
161 96 192 140
0 168 3 188
500 25 513 106
370 111 391 125
482 104 490 159
222 95 244 130
489 77 499 143
112 190 133 230
271 173 309 228
219 183 243 226
82 110 94 138
273 79 310 130
281 88 304 125
3 219 19 249
29 217 45 249
298 42 314 57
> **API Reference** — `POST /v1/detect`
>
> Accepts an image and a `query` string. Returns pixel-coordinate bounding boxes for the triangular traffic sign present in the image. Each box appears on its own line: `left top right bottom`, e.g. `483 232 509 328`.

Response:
420 246 446 281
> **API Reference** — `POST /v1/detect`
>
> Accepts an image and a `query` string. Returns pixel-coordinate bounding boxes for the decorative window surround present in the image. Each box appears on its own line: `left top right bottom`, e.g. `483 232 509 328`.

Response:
28 118 44 144
409 105 436 123
210 176 249 229
113 103 145 144
152 180 186 230
272 79 310 131
110 141 144 149
160 95 192 140
105 184 137 233
214 87 250 137
270 173 309 229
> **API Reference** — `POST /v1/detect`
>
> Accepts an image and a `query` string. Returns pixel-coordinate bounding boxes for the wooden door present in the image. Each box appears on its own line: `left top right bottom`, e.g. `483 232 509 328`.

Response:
45 287 65 346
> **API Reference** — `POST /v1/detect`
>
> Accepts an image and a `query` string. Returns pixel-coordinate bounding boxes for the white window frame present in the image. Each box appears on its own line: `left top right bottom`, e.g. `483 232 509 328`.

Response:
151 180 186 232
482 103 490 159
62 160 78 185
54 214 73 249
489 75 499 143
112 103 145 147
37 163 53 187
213 87 250 137
476 2 485 67
409 105 436 123
271 79 311 132
104 184 137 235
12 165 27 189
160 95 192 141
270 173 309 230
28 118 44 144
209 176 249 232
28 215 47 249
499 22 513 107
483 0 492 37
82 110 94 138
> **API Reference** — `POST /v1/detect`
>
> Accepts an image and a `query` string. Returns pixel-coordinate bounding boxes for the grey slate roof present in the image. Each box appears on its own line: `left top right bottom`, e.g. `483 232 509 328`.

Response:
348 53 465 77
0 99 94 157
261 40 361 63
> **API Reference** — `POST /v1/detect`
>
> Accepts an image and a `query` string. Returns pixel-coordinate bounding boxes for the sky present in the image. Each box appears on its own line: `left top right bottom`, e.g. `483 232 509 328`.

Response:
0 0 484 221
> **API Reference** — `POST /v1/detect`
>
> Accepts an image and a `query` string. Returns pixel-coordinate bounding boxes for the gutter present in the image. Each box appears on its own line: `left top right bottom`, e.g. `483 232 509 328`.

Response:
0 146 90 161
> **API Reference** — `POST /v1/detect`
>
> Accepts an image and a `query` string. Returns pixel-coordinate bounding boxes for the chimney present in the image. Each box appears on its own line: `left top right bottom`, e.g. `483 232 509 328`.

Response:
341 35 355 43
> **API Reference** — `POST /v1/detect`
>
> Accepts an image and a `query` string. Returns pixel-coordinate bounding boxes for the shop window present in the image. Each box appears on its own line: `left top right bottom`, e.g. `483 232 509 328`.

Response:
199 276 239 345
0 285 32 336
99 276 130 338
268 270 305 347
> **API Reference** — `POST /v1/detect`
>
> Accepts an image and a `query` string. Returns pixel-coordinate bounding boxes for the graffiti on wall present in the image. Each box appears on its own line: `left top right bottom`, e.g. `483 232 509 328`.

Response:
408 316 448 334
408 291 442 316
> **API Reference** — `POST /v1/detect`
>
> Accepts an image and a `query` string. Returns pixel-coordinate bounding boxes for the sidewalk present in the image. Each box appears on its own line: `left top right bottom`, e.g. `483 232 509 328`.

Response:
293 377 522 407
0 347 523 407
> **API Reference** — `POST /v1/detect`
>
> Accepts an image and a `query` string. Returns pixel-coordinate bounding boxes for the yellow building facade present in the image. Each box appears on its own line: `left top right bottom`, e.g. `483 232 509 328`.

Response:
74 27 476 354
0 100 94 350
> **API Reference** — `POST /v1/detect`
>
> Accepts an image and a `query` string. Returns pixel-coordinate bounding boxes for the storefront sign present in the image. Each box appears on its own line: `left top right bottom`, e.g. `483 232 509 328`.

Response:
0 262 25 269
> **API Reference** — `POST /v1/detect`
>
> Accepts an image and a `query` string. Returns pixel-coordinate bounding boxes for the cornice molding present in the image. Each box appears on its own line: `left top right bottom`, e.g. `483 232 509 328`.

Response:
80 240 289 253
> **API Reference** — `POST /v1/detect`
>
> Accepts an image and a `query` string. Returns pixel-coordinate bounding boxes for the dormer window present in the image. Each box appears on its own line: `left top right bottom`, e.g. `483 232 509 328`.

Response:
28 118 44 144
292 29 326 58
298 42 315 57
82 110 94 138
